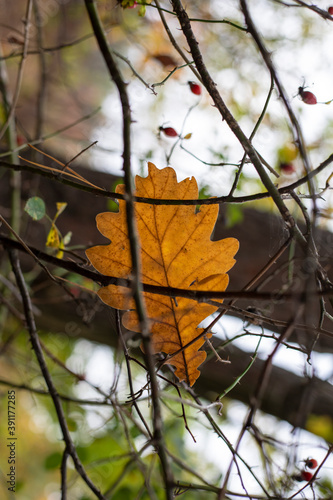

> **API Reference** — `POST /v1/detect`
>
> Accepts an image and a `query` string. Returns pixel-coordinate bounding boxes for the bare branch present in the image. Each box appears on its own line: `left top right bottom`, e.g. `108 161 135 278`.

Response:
8 248 107 500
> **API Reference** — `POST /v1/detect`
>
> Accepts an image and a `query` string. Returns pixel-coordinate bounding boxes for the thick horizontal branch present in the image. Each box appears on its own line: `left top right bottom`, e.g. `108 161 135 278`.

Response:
1 151 332 205
1 235 332 304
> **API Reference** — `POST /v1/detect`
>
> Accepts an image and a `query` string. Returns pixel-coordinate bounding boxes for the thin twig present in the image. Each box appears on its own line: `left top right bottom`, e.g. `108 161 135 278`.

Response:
239 0 317 218
154 0 201 82
112 49 157 94
116 310 153 439
8 249 107 500
218 307 304 498
32 0 47 139
84 1 174 496
0 107 101 158
183 387 271 496
0 378 112 405
60 447 69 500
229 75 277 196
0 33 96 62
152 61 195 89
216 332 264 400
170 0 295 230
0 0 33 141
141 1 247 31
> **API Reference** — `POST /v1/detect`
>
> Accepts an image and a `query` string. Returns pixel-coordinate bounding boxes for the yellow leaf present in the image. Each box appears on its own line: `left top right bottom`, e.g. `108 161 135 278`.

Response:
56 240 64 259
86 163 239 385
277 144 298 163
54 202 67 221
306 414 333 441
46 224 60 249
183 133 192 140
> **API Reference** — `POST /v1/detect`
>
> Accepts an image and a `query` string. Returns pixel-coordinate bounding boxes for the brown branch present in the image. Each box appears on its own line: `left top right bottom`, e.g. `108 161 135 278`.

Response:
170 0 294 230
154 0 201 82
61 447 70 500
8 248 107 500
239 0 317 223
32 0 47 139
116 310 153 439
2 150 332 205
219 307 304 498
291 0 333 19
1 235 332 307
83 2 174 495
0 0 33 142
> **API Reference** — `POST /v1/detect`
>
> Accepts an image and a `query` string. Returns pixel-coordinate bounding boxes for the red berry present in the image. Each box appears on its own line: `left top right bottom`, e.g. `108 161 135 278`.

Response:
159 126 178 137
298 87 317 105
188 81 202 95
305 458 318 469
16 135 25 146
120 0 137 7
301 470 313 482
280 163 295 174
328 6 333 15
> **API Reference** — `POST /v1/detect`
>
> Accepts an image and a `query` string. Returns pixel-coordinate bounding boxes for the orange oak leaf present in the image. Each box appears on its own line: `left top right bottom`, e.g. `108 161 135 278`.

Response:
86 163 239 386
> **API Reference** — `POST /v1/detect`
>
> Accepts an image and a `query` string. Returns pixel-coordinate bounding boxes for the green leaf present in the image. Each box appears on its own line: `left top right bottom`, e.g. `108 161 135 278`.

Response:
198 185 211 199
24 197 46 221
112 487 134 499
107 179 123 212
195 185 211 212
44 452 62 470
226 204 244 227
77 436 126 464
138 5 146 16
107 199 120 212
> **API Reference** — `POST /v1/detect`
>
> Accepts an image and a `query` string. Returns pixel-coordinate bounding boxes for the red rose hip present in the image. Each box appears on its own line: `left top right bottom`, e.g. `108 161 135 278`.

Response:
305 458 318 469
188 81 202 95
298 87 317 105
280 163 295 174
301 470 313 482
159 126 178 137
